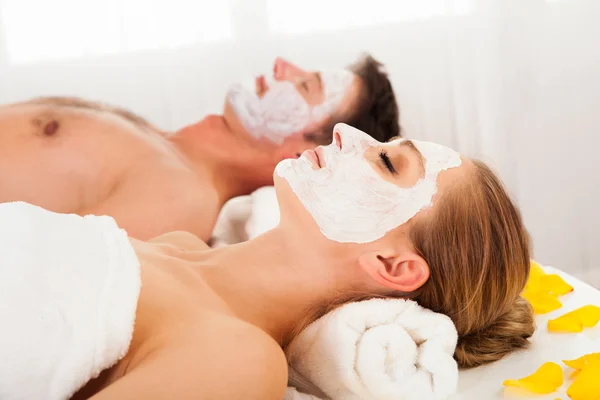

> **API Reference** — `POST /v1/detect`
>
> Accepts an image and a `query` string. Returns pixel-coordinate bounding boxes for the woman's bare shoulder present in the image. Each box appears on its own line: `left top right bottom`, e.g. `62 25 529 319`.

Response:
176 318 289 399
208 319 289 392
93 315 288 399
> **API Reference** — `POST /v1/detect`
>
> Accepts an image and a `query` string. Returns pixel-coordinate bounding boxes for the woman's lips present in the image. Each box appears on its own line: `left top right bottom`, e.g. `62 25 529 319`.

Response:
315 146 326 168
302 149 321 168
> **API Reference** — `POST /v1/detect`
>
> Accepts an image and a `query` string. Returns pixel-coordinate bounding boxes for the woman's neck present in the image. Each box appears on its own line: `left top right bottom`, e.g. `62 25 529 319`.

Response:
195 228 353 347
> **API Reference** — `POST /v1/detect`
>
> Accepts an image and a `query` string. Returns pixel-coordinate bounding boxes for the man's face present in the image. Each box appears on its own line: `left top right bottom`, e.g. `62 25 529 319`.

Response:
256 58 325 107
223 58 362 145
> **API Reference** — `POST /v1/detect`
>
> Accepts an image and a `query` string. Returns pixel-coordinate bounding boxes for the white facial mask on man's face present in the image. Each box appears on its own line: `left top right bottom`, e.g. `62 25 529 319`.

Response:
275 124 462 243
226 70 353 144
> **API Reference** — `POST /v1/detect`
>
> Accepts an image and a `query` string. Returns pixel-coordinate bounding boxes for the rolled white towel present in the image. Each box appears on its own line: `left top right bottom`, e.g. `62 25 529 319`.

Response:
246 186 280 238
285 298 459 400
210 195 253 247
283 387 324 400
211 186 280 246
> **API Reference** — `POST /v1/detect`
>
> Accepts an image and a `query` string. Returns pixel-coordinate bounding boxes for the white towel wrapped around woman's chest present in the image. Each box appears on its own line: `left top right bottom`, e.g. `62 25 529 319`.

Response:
0 202 141 400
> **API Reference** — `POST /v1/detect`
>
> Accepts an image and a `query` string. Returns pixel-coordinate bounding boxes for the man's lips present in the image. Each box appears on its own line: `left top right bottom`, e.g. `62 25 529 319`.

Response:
256 75 267 97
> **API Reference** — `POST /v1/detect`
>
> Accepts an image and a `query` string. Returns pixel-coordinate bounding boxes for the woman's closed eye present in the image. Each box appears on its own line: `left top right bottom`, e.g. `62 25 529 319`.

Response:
379 150 397 174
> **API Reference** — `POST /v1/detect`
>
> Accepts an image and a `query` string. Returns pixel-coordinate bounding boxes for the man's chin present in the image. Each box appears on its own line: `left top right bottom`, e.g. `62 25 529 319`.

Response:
180 115 226 136
222 100 250 138
202 114 226 125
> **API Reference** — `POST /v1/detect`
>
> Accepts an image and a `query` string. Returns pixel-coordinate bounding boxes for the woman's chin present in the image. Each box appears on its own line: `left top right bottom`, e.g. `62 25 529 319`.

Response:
272 173 292 200
273 175 306 218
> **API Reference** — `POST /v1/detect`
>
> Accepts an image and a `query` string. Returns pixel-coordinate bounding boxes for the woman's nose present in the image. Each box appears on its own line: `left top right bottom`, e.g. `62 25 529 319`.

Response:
334 129 343 151
333 123 375 151
273 57 306 82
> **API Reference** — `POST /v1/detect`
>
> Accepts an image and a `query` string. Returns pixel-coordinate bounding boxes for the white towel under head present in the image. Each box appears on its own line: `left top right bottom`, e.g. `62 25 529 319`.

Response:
284 387 325 400
0 202 141 400
211 186 279 246
285 298 459 400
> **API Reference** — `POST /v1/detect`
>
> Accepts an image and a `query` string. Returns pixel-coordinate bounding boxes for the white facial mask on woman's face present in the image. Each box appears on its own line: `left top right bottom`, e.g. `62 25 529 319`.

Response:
226 70 353 144
275 124 462 243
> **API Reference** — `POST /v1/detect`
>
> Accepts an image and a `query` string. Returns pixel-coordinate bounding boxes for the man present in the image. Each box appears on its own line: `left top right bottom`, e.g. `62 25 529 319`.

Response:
0 54 400 241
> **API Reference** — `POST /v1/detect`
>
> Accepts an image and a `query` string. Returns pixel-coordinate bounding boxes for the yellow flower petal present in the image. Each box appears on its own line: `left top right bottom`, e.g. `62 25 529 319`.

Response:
523 262 575 316
579 306 600 327
523 289 563 314
548 305 600 333
531 259 545 271
549 319 585 333
563 353 600 371
567 360 600 400
570 370 580 379
541 274 574 296
503 362 564 394
525 260 546 291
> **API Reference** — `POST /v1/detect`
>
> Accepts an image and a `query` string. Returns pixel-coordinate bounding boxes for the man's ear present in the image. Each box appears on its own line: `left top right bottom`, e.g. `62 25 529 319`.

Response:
358 250 430 293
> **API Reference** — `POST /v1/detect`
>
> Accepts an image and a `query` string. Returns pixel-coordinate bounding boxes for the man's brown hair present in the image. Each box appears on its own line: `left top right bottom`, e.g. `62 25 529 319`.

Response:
307 54 401 144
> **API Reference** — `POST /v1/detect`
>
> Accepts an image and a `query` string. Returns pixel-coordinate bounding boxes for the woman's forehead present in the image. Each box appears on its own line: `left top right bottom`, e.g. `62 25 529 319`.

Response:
384 136 457 153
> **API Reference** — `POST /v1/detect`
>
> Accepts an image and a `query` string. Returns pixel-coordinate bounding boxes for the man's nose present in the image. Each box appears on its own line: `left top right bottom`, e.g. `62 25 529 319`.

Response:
273 57 307 82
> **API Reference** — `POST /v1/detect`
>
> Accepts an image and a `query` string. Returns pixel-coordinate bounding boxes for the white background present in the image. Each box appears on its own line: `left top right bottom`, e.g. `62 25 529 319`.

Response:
0 0 598 285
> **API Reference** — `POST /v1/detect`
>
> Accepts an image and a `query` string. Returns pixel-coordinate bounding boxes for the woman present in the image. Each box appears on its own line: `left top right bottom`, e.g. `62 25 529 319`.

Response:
1 123 534 399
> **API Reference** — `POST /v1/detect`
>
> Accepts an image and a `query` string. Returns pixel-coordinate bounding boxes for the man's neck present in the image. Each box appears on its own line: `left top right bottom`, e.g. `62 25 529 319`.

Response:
169 115 276 205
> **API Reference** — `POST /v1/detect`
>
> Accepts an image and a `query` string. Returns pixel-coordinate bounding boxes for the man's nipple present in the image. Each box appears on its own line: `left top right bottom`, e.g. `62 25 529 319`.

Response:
43 120 59 136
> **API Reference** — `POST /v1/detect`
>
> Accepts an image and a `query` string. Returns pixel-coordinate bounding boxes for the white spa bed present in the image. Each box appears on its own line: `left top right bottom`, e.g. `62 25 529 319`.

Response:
213 190 600 400
454 266 600 400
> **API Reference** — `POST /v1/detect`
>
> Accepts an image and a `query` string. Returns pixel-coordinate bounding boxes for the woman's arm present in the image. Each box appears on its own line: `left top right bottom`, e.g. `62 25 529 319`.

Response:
91 327 288 399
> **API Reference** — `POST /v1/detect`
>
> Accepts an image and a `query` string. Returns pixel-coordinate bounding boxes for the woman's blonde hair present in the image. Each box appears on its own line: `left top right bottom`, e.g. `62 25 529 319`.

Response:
410 160 534 367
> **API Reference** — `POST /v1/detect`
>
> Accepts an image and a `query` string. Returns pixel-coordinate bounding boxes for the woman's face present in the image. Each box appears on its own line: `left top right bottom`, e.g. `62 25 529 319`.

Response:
274 123 465 244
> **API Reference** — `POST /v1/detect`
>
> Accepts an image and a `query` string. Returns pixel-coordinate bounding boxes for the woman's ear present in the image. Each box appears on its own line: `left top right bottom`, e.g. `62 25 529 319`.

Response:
358 250 430 293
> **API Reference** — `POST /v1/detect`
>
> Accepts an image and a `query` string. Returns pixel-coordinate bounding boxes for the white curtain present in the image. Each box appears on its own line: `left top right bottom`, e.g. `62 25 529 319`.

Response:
1 0 599 285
